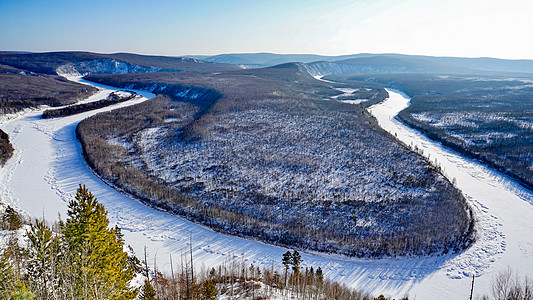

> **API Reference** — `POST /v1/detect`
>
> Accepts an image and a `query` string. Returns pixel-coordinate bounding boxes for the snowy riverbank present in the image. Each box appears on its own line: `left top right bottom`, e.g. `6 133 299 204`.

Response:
368 89 533 297
0 80 532 298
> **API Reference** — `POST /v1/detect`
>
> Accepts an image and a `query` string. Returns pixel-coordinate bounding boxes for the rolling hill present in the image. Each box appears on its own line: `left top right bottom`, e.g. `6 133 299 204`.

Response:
191 52 533 76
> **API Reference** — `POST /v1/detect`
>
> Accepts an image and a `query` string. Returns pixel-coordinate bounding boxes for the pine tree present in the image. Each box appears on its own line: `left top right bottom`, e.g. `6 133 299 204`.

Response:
291 250 302 274
316 267 323 283
62 184 137 299
0 250 15 298
2 205 22 230
282 251 292 287
139 279 156 300
8 282 36 300
200 280 217 300
25 219 60 299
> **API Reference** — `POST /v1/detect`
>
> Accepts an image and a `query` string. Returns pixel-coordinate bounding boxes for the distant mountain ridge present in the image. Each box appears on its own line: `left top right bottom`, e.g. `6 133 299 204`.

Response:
189 52 533 76
0 51 240 76
3 51 532 78
186 52 370 67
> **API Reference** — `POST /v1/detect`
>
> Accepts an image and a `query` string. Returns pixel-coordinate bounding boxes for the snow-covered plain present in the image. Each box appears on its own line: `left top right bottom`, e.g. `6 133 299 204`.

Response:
1 79 532 298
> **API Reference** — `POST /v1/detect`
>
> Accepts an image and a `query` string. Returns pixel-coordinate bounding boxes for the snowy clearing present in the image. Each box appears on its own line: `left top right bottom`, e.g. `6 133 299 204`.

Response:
0 79 532 298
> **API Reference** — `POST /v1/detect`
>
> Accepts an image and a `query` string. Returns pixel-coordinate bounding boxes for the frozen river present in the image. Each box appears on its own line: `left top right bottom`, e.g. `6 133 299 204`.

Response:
1 80 532 299
368 89 533 297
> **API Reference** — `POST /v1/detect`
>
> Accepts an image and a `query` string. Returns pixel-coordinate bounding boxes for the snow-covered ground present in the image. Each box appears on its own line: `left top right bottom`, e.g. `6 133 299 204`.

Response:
0 79 532 299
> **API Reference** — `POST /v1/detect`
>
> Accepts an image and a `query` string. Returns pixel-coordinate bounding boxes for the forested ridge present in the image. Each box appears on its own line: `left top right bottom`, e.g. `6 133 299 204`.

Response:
327 74 533 190
78 66 474 258
0 73 97 116
42 91 137 119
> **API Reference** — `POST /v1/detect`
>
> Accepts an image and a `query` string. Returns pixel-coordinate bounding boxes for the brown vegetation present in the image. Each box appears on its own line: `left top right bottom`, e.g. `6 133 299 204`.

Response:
145 250 383 300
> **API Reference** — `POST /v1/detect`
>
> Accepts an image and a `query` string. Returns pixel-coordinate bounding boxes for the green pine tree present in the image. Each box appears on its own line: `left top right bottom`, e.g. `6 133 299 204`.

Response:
62 184 136 299
2 205 22 230
139 279 156 300
0 250 16 298
200 280 217 300
25 219 60 299
291 250 302 274
282 251 292 286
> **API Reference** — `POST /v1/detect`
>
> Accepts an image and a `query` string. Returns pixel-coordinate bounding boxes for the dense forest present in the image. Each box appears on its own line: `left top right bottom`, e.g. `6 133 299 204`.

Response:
77 66 474 258
0 73 97 115
327 74 533 190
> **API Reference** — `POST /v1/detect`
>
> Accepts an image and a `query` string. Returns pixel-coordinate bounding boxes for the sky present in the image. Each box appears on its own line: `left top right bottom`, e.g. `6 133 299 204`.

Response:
1 0 533 59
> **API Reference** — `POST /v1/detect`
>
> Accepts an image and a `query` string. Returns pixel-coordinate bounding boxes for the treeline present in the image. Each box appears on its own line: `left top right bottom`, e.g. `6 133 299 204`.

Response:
0 129 14 167
42 91 136 119
142 249 393 300
0 51 238 76
0 188 525 299
397 112 533 191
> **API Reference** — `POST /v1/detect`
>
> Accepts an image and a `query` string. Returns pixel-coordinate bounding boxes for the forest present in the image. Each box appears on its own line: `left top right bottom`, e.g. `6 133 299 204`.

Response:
42 91 137 119
327 74 533 190
0 69 98 166
77 65 474 258
0 73 97 115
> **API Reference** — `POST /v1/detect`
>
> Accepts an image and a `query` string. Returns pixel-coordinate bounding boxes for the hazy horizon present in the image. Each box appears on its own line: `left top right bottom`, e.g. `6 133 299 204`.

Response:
1 0 533 60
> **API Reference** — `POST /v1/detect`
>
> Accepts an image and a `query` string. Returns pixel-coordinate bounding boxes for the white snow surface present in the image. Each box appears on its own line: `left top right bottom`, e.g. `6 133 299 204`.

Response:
1 77 533 298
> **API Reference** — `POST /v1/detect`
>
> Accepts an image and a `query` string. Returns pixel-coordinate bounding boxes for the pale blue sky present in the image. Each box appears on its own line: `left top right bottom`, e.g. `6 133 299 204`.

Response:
1 0 532 59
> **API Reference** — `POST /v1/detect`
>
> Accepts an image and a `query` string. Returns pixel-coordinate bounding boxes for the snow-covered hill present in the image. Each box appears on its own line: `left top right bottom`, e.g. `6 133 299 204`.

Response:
302 61 418 77
56 59 163 77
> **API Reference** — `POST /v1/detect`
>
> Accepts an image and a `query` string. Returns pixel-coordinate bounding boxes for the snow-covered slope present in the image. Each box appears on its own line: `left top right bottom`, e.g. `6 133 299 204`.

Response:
0 79 532 299
56 59 163 77
303 61 418 77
